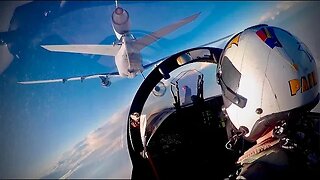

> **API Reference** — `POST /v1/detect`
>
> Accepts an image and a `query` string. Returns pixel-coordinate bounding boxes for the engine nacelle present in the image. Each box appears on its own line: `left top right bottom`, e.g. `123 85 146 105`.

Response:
111 7 130 38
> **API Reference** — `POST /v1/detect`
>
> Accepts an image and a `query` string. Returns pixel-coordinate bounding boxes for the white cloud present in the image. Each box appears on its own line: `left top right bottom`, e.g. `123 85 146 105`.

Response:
258 1 300 23
42 107 132 179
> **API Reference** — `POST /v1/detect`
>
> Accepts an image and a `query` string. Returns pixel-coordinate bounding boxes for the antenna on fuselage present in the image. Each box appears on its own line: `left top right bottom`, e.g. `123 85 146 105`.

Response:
115 0 118 8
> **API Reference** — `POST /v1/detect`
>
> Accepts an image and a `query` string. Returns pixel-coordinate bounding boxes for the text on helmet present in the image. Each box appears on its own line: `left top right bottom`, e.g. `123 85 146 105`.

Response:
288 71 317 96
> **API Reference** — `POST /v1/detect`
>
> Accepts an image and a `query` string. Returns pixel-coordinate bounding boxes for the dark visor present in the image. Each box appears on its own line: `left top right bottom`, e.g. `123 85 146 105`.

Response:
218 56 247 108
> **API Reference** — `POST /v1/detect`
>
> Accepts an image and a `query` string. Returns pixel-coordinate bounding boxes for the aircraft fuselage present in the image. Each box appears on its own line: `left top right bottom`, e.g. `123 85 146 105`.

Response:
20 5 200 86
115 34 144 78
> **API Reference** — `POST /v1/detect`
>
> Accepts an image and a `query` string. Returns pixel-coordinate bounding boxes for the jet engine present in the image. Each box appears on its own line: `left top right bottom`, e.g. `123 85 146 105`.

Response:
111 7 130 38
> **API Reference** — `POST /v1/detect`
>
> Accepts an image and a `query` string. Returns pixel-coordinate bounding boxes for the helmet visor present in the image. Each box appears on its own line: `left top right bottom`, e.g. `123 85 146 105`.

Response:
218 56 247 108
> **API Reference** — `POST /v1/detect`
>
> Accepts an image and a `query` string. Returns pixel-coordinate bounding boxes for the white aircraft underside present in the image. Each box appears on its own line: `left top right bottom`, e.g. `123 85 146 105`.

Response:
18 5 201 87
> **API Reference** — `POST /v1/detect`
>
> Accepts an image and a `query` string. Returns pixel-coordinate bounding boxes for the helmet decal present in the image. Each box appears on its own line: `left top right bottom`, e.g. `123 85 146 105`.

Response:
256 27 282 49
226 34 240 49
288 71 318 96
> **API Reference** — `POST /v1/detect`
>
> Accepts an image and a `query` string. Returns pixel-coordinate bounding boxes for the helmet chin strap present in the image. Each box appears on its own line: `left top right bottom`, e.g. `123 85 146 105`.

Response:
222 103 250 152
225 126 249 152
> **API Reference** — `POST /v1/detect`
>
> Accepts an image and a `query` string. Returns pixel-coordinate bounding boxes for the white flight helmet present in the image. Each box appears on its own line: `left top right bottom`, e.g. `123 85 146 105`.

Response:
217 24 319 142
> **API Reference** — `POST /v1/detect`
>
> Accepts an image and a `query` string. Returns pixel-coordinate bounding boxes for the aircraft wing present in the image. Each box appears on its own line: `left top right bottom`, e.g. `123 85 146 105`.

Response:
41 44 121 56
17 71 120 85
134 12 200 51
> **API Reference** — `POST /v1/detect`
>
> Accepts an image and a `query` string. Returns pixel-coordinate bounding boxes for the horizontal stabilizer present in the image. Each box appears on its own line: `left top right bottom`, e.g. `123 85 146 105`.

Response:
17 72 120 85
135 12 200 51
41 44 121 56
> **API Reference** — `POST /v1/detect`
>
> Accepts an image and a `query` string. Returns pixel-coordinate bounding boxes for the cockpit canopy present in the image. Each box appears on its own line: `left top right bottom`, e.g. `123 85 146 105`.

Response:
127 47 242 179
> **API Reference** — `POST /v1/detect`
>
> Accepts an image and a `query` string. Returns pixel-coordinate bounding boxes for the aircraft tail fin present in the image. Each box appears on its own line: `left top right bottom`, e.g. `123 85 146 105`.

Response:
134 12 200 51
41 44 121 56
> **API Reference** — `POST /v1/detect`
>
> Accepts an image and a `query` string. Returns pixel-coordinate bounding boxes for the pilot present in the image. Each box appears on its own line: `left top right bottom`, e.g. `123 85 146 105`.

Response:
216 24 320 179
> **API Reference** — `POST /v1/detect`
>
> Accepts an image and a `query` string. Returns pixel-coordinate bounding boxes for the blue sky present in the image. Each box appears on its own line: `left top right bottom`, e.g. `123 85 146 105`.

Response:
0 1 319 178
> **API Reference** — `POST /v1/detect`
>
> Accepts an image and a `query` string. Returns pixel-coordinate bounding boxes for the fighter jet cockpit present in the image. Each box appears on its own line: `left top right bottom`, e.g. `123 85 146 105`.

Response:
127 47 249 179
